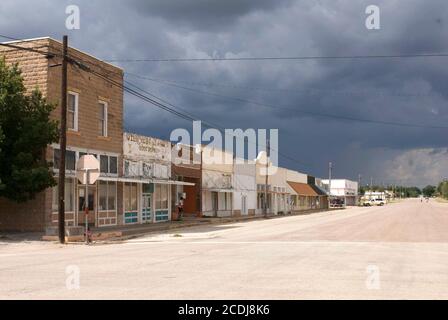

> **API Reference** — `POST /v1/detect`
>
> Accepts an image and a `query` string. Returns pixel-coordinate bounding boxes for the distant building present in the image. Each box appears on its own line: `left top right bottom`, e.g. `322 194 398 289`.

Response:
322 179 359 206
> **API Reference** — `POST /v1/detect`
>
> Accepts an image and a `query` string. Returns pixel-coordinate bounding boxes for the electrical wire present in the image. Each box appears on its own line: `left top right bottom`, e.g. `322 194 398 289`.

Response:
129 74 448 130
104 53 448 63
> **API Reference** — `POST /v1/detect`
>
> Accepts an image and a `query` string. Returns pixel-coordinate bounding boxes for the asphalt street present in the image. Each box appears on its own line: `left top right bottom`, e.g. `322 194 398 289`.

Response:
1 198 448 299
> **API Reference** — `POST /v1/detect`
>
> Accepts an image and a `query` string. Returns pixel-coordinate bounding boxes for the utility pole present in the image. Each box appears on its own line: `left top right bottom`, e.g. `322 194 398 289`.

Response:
328 162 332 208
58 35 68 244
370 177 373 191
263 139 270 218
199 146 203 218
358 174 362 205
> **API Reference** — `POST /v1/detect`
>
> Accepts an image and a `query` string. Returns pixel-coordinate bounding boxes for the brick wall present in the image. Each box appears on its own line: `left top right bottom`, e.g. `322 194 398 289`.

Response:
0 38 124 232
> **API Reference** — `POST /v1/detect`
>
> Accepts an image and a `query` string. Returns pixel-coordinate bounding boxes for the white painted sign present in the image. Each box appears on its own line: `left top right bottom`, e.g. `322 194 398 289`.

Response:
124 133 171 162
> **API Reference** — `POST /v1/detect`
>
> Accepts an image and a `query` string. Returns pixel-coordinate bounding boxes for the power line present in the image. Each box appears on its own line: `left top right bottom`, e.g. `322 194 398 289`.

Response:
69 56 314 169
126 73 441 99
105 53 448 63
0 41 57 58
126 73 448 130
0 34 59 58
0 34 22 41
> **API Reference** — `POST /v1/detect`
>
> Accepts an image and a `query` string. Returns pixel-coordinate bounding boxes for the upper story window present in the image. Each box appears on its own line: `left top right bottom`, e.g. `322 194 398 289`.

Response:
98 101 108 137
100 155 118 175
53 149 76 171
67 92 79 131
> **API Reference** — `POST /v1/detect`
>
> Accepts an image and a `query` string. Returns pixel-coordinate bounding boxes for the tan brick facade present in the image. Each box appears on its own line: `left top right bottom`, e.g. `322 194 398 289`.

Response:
0 38 124 232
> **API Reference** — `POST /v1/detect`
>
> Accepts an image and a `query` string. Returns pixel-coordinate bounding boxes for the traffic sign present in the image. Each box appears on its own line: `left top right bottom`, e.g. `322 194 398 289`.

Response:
76 155 100 184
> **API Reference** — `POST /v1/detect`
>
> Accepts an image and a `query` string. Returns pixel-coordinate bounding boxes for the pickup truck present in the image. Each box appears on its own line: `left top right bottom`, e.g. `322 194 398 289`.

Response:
363 198 385 206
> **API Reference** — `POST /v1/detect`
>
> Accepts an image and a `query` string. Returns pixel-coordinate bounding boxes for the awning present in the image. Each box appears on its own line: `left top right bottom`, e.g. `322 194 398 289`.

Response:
152 179 195 186
98 176 195 186
203 188 233 193
287 181 319 196
309 184 328 196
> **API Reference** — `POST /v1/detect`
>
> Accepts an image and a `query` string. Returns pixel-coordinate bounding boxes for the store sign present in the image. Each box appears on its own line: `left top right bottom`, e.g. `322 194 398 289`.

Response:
124 133 171 161
203 170 232 189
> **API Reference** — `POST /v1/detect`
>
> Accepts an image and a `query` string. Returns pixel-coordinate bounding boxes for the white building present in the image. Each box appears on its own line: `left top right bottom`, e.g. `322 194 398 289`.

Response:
322 179 359 206
201 146 234 217
254 152 291 215
233 159 257 216
122 133 192 224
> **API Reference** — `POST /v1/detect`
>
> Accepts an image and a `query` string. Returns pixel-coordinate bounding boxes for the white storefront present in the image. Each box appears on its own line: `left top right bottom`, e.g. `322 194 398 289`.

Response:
201 146 234 217
255 152 291 215
233 160 257 216
322 179 359 206
123 133 193 224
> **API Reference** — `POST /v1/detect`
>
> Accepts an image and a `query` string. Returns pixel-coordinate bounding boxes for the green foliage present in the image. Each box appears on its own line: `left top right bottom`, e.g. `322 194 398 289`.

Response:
422 185 436 198
360 185 421 198
438 181 448 199
0 57 59 202
0 125 4 191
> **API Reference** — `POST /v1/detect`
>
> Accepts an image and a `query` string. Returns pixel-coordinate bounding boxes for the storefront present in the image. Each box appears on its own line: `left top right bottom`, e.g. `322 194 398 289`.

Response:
201 146 234 217
123 133 194 224
233 161 257 216
50 145 120 228
172 144 202 217
321 179 358 207
122 180 171 224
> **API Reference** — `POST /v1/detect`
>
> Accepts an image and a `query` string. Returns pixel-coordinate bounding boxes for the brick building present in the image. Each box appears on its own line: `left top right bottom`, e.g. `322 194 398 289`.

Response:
0 37 124 232
171 144 202 218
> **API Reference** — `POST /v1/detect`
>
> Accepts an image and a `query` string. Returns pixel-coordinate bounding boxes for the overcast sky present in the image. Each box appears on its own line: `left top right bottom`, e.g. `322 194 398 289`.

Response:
1 0 448 187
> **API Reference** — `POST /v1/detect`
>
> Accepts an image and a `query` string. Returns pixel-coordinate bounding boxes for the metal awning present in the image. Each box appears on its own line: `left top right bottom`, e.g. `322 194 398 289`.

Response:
55 174 195 186
152 179 195 186
98 176 195 186
97 176 150 184
203 188 234 193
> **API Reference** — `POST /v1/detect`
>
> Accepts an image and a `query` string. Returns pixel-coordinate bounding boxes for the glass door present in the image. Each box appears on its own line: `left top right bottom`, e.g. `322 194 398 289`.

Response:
142 193 152 223
78 186 96 227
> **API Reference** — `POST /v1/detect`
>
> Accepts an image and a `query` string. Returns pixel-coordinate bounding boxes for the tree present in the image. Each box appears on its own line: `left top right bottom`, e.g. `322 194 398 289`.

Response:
0 125 4 191
422 185 436 198
0 57 59 202
438 181 448 199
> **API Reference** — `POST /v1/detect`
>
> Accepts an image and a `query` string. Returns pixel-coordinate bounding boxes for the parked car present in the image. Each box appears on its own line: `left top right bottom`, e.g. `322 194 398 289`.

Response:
330 198 344 208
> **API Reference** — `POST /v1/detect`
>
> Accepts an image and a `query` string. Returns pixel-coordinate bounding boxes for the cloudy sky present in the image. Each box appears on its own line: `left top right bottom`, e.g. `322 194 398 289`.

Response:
1 0 448 187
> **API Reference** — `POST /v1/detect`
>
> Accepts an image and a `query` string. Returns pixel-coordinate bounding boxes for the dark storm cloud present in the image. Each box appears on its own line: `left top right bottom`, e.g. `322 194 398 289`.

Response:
128 0 295 30
1 0 448 186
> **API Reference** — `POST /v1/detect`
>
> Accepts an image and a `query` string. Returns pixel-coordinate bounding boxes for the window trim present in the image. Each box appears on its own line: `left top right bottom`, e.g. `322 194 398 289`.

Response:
98 100 108 137
98 180 117 213
68 91 79 132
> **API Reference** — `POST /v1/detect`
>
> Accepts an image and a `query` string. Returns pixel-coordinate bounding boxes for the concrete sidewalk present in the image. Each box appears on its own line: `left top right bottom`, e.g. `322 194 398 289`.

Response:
39 208 333 243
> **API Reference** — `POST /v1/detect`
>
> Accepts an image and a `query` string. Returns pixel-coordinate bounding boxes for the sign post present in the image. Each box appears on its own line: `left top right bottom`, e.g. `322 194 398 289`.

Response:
76 155 100 245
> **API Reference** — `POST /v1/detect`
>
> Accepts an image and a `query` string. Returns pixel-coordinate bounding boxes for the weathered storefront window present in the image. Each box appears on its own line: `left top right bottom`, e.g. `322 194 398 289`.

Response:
124 182 138 224
155 184 169 222
98 181 117 211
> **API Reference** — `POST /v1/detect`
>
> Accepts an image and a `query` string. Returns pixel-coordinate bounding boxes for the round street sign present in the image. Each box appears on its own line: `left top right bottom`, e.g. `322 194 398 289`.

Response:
76 155 100 184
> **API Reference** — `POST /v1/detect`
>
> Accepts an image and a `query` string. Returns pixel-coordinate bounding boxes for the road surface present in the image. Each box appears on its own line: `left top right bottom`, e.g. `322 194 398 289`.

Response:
1 198 448 299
